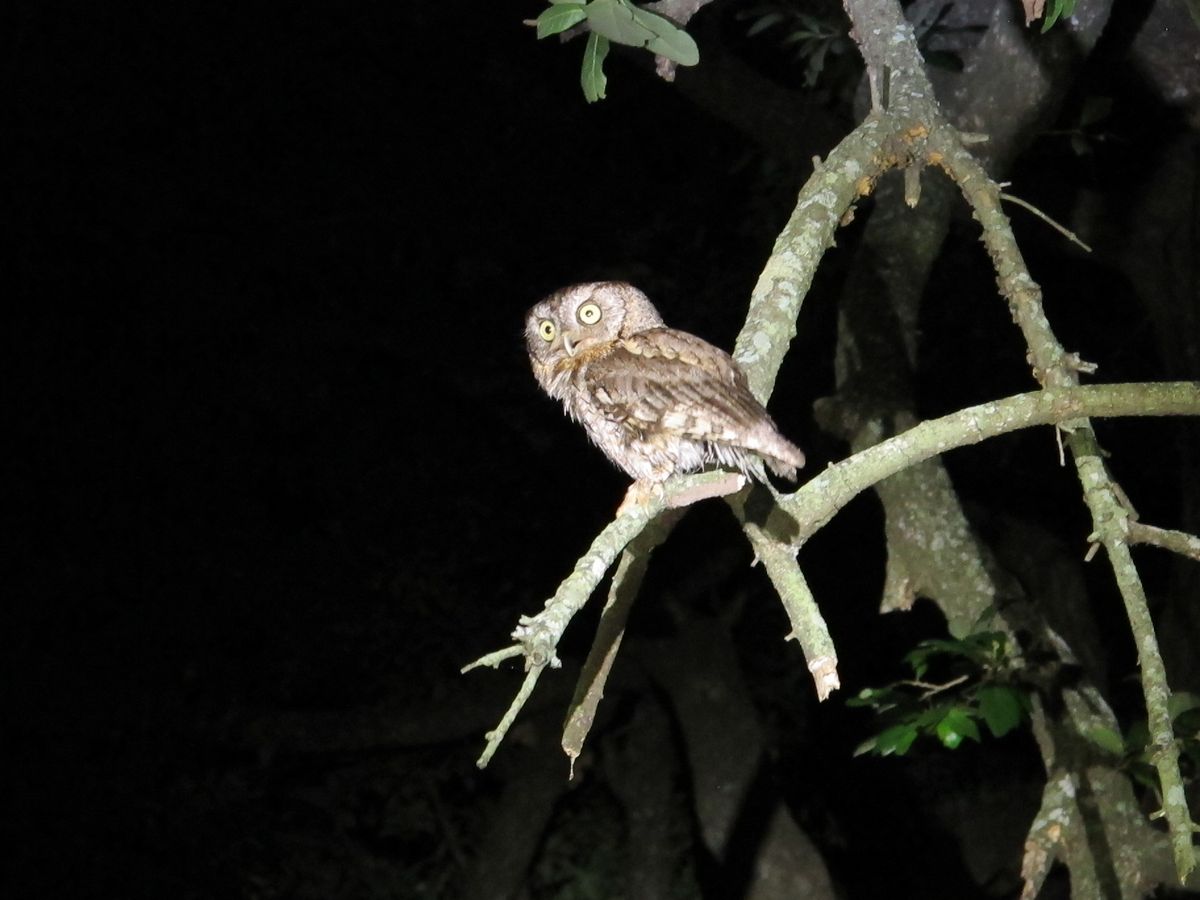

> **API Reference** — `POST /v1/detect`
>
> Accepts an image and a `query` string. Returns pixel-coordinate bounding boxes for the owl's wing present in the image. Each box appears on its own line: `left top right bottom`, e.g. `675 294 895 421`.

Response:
584 328 804 476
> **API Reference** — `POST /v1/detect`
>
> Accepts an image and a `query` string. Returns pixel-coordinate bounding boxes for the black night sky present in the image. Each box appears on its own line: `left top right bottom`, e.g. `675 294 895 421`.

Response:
10 2 1200 898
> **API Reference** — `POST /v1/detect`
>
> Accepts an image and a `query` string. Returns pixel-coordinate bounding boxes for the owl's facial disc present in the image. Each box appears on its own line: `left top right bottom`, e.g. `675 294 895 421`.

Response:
560 298 605 356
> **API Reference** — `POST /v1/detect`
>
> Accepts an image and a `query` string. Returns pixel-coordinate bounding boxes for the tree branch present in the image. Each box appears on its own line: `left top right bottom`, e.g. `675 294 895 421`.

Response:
733 114 891 401
782 382 1200 546
473 382 1198 765
492 11 1200 886
1128 522 1200 562
561 509 684 769
465 472 731 767
1071 428 1198 880
728 492 840 699
931 126 1198 884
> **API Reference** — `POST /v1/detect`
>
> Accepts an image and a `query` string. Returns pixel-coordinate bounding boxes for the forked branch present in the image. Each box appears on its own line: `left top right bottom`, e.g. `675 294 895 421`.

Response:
468 382 1199 767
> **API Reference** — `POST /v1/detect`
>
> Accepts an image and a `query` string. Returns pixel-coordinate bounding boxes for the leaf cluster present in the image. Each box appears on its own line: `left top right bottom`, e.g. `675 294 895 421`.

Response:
534 0 699 102
1039 0 1078 33
1086 693 1200 803
849 632 1031 756
736 3 852 87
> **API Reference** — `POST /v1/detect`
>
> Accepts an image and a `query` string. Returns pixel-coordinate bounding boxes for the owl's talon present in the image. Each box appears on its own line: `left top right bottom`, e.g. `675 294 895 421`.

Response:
616 480 662 516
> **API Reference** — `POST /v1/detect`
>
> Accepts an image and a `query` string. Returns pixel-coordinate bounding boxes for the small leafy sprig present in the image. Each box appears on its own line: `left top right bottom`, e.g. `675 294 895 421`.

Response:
737 4 851 87
1021 0 1078 32
850 632 1030 756
1086 693 1200 808
1038 0 1078 32
533 0 699 102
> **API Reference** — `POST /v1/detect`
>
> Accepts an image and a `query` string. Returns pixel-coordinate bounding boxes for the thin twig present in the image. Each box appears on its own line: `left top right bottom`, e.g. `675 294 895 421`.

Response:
900 673 970 701
1128 521 1200 562
1000 191 1093 253
461 645 524 673
476 664 546 769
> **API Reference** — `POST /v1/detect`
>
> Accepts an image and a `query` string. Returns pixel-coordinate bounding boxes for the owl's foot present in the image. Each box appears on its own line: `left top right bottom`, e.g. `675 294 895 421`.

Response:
616 480 663 516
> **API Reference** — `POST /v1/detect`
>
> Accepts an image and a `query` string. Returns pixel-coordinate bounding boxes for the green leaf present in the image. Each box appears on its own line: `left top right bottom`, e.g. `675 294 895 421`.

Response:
915 704 950 728
1086 726 1126 757
797 13 827 32
977 685 1023 738
781 30 819 46
1174 706 1200 738
903 646 936 678
853 737 878 756
903 633 1005 675
935 707 980 749
1124 719 1150 755
803 40 828 86
1041 0 1077 32
585 0 655 45
584 0 699 66
846 685 904 712
846 687 881 708
746 11 786 36
913 638 982 663
537 3 588 39
1127 761 1160 793
1168 691 1200 719
875 723 919 756
1181 735 1200 766
580 32 609 102
966 631 1009 659
640 13 699 65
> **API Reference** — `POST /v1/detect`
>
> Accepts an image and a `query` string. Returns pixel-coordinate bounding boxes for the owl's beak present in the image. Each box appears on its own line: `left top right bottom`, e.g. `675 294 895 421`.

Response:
563 333 578 357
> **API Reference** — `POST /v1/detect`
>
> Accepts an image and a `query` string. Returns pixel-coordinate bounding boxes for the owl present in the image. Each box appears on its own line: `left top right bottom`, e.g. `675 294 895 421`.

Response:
524 281 804 487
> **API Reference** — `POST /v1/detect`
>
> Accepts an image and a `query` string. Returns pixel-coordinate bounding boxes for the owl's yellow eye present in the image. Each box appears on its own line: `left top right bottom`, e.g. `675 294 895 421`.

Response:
538 319 557 342
577 302 603 325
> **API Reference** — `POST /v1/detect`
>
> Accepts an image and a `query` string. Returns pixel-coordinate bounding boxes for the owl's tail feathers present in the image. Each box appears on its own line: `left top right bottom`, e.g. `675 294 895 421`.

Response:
762 439 806 481
711 431 805 483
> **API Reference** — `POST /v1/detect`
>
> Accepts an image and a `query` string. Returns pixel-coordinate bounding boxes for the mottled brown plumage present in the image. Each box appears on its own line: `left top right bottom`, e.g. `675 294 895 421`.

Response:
524 281 804 484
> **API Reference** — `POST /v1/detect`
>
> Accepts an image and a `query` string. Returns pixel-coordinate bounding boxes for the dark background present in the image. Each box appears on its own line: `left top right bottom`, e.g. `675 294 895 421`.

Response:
9 2 1199 898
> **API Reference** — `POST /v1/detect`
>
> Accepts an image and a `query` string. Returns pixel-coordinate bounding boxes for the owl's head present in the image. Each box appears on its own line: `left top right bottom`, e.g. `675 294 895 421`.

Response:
525 282 664 369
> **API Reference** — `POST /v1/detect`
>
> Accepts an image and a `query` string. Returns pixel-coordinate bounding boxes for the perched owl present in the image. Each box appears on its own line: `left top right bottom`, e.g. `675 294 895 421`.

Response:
524 281 805 486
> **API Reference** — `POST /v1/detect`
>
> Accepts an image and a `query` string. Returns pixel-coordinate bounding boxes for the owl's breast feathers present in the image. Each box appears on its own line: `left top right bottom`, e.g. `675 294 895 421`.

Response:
575 328 805 481
539 340 615 402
